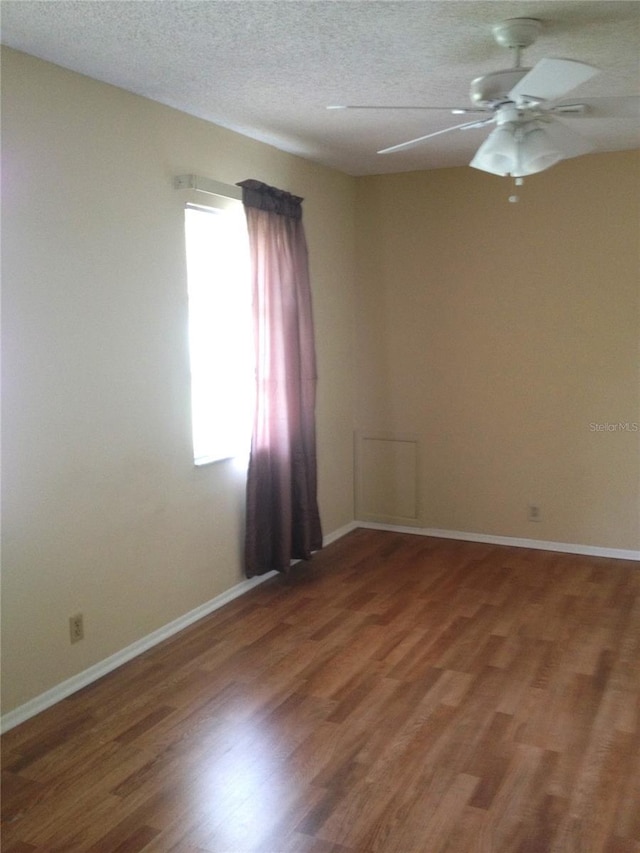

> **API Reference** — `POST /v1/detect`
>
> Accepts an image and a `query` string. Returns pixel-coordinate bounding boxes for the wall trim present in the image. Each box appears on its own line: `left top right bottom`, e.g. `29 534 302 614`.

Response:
358 521 640 562
0 570 277 733
0 522 359 734
323 519 359 545
5 518 634 732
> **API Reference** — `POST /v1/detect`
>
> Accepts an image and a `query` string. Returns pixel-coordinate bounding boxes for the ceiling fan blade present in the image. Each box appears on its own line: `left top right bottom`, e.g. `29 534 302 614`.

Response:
378 118 494 155
327 105 488 114
550 95 640 119
508 58 600 102
543 118 594 158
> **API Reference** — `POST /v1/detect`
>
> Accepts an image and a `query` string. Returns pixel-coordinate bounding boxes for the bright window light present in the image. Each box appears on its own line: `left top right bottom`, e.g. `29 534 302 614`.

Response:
184 202 254 465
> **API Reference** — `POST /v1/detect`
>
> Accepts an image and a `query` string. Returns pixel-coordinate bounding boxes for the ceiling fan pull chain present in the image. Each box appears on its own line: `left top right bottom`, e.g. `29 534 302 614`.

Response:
509 177 525 203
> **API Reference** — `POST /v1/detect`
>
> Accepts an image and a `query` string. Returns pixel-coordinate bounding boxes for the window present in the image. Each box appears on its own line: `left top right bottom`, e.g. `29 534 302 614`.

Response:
184 200 253 465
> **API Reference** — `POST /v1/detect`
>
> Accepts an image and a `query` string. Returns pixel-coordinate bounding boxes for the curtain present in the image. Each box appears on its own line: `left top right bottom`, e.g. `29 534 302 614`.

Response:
238 179 323 578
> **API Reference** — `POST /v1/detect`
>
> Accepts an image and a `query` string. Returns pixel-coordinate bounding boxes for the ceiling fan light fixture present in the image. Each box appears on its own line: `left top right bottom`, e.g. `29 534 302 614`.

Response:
515 126 563 176
469 127 517 175
470 123 563 178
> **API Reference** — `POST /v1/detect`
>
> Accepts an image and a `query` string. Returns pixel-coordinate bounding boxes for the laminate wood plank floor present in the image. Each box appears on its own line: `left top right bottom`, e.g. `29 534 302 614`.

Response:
2 529 640 852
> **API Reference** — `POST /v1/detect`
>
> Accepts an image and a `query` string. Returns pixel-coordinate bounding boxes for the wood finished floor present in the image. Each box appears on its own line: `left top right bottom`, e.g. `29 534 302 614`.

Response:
2 529 640 853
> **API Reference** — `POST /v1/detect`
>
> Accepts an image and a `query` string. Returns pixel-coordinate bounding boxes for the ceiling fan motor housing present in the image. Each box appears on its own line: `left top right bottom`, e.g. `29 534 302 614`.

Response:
470 19 543 107
469 69 531 106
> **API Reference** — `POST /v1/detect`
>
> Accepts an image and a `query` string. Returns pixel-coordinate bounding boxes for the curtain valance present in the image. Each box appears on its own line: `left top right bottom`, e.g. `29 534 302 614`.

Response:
237 179 304 221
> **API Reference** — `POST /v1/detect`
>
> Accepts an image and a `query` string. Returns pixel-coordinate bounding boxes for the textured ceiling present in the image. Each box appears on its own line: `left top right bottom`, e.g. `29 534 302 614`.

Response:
2 0 639 175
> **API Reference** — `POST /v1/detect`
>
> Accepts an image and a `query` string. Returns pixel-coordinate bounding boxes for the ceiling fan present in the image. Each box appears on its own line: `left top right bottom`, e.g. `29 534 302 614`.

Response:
329 18 639 179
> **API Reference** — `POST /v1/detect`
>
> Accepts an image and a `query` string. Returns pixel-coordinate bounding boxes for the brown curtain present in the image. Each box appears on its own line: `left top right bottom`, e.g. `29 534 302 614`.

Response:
238 179 323 577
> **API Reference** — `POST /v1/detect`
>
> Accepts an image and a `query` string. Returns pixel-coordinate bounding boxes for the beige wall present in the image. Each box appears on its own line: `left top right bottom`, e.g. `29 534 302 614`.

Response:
1 49 356 714
355 153 640 550
2 46 638 720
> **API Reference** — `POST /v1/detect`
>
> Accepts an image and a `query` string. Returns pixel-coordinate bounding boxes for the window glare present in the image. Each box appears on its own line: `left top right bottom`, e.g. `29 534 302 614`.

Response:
185 204 253 465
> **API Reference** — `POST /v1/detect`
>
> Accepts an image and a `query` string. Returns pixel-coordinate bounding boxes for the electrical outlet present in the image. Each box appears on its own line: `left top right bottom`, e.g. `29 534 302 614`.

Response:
528 504 542 522
69 613 84 643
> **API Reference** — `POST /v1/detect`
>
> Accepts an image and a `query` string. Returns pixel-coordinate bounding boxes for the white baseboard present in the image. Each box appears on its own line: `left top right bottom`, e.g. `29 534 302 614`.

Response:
0 523 359 734
4 519 634 733
0 570 282 734
323 519 359 546
358 521 640 562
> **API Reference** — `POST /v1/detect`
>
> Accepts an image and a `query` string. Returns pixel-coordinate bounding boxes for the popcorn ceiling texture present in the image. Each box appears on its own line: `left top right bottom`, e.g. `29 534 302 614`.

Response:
1 0 638 175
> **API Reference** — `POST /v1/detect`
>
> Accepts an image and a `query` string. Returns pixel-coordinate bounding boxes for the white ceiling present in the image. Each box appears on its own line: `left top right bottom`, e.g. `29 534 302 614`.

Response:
2 0 639 176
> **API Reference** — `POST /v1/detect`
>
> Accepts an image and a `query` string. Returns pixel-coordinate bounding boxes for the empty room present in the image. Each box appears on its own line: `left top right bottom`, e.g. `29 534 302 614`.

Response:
1 2 639 851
